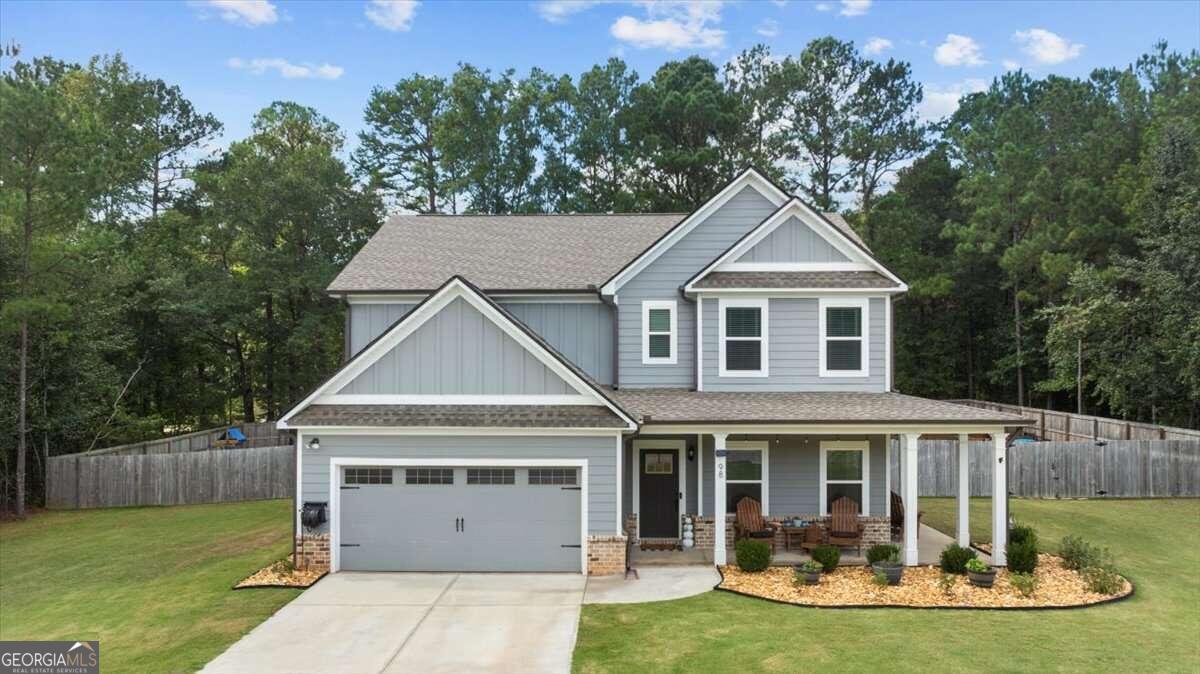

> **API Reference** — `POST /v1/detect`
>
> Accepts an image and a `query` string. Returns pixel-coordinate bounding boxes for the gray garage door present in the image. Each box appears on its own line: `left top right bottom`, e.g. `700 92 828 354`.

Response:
338 465 582 572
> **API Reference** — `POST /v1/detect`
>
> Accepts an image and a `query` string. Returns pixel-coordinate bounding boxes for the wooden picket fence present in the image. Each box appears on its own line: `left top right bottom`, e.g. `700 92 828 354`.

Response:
947 399 1200 442
890 438 1200 498
45 445 294 509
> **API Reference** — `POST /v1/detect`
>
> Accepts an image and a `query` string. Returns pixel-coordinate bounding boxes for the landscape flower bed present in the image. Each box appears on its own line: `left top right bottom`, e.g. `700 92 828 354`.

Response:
719 554 1131 609
235 558 325 589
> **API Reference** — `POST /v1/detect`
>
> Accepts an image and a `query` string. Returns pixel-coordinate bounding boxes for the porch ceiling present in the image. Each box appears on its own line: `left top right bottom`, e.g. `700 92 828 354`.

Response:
606 389 1031 427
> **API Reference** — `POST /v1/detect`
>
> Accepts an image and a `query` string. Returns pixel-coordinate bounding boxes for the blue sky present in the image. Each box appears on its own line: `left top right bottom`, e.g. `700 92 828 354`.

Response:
2 0 1197 149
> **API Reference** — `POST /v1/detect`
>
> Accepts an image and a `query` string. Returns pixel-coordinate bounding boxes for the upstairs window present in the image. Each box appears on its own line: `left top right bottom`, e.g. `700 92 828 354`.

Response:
719 299 768 377
642 301 677 364
819 297 869 377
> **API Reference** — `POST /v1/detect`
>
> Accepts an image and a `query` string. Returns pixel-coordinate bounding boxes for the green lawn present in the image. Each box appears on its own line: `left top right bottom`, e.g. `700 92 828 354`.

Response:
574 498 1200 674
0 499 300 674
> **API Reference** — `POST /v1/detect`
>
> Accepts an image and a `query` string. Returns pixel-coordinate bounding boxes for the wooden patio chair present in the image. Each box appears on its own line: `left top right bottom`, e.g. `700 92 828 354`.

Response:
734 497 777 552
798 522 826 552
890 491 924 539
827 496 865 555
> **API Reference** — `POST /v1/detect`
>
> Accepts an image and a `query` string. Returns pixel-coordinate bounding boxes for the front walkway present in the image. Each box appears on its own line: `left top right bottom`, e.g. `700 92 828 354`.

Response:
201 573 585 674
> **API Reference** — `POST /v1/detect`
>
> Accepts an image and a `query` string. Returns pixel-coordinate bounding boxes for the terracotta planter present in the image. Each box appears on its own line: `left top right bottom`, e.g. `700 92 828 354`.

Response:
968 569 997 588
872 562 904 586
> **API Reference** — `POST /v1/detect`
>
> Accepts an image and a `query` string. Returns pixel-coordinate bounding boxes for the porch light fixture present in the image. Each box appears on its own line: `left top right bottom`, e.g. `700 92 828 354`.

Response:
688 448 695 461
307 437 321 451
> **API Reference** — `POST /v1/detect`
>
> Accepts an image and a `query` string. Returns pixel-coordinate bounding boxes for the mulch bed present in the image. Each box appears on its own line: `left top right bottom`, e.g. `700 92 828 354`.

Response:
234 558 326 590
718 554 1131 609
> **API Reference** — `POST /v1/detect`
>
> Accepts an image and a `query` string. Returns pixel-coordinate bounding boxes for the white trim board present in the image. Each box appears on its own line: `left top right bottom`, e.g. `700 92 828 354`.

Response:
600 168 788 295
279 277 636 430
290 427 628 437
328 457 589 574
312 394 595 406
631 438 686 540
818 440 871 516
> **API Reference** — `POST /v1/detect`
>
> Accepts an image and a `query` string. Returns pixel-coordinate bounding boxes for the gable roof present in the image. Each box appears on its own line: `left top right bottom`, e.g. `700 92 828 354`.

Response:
280 275 636 430
683 197 907 293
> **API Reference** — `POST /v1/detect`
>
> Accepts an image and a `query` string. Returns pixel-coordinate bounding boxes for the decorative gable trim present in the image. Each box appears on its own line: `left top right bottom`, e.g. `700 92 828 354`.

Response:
598 168 789 296
279 276 636 430
683 199 908 293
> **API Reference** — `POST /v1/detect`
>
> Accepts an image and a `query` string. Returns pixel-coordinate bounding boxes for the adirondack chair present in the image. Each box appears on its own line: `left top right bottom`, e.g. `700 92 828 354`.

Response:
890 491 924 539
826 496 865 554
734 497 777 551
798 522 826 552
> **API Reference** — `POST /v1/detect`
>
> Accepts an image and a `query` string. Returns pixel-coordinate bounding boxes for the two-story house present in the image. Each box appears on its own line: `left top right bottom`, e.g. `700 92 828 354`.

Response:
279 168 1026 576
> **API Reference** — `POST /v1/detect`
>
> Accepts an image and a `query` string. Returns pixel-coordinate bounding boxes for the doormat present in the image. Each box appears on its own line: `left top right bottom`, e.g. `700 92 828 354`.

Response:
640 541 681 551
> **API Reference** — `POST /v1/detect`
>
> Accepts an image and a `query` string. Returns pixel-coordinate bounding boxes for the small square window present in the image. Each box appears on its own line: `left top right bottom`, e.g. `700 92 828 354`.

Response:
528 468 577 485
643 452 674 475
467 468 515 485
405 468 454 485
345 467 393 485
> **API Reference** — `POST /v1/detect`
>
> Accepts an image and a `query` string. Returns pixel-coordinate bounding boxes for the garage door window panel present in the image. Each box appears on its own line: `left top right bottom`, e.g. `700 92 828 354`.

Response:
344 468 393 485
467 468 516 485
405 468 454 485
528 468 577 485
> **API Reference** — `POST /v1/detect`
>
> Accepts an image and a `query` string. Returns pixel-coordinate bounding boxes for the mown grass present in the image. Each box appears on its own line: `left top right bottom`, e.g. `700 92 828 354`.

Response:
574 498 1200 674
0 499 299 673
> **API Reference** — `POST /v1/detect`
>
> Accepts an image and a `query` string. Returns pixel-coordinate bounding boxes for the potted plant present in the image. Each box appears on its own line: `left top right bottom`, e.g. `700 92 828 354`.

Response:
795 560 823 585
965 557 997 588
870 551 904 586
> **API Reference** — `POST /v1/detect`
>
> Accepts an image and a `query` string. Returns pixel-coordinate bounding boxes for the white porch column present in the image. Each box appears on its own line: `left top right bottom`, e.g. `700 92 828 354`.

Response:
713 433 728 566
696 433 704 517
991 432 1008 567
957 433 970 547
902 432 920 566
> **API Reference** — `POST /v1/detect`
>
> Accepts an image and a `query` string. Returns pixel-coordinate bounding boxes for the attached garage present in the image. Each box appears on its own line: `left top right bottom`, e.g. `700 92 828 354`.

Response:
333 459 587 573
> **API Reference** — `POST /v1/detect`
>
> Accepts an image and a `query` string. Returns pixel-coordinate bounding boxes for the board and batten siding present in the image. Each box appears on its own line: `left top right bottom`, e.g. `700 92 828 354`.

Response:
699 434 887 517
617 185 779 388
347 300 614 386
735 215 851 263
700 296 886 392
301 434 619 535
340 297 573 395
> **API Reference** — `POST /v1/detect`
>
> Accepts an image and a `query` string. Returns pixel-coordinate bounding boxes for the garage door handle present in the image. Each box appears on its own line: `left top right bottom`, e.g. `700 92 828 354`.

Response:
455 517 460 532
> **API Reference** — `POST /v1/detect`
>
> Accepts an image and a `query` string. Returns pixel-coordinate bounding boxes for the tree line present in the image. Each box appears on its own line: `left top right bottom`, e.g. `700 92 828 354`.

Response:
2 39 1197 513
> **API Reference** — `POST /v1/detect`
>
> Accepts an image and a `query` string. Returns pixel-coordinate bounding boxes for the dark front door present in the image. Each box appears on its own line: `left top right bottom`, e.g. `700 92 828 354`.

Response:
639 448 679 538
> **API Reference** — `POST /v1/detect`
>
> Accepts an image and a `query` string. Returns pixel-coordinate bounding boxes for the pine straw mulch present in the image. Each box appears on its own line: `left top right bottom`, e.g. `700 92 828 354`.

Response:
234 557 326 589
718 554 1131 609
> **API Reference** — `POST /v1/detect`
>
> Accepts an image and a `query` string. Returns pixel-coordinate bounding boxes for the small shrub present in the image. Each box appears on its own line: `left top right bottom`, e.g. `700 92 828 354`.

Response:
1081 566 1124 595
872 571 890 587
1007 539 1039 574
938 572 957 596
1059 535 1107 571
965 557 990 573
866 543 900 565
1010 572 1038 598
1009 523 1038 546
735 538 772 572
939 544 978 573
798 560 824 572
811 545 841 572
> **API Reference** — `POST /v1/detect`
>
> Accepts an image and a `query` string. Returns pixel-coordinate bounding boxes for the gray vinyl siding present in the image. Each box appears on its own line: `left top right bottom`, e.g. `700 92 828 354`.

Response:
617 186 779 388
347 300 614 385
735 215 850 263
340 297 573 395
621 435 698 525
700 296 886 392
301 434 619 535
699 434 887 517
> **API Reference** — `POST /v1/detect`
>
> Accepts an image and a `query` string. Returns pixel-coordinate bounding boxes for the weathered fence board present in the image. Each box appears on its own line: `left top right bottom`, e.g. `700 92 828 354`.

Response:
946 399 1200 442
889 439 1200 498
46 445 294 509
75 421 292 457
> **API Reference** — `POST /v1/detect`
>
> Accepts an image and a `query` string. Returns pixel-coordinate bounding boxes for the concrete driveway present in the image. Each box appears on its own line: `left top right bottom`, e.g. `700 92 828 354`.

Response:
201 572 585 674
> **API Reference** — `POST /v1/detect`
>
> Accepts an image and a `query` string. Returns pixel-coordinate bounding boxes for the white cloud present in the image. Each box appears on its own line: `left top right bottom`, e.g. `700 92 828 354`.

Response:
610 1 725 51
863 37 892 55
228 57 344 80
814 2 832 11
839 0 871 16
756 18 781 38
365 0 419 31
194 0 278 26
1003 59 1020 70
1013 28 1083 65
534 1 604 23
934 33 986 66
919 78 987 120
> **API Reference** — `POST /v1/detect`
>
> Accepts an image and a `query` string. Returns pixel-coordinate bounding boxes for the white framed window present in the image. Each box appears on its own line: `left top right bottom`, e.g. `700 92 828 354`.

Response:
641 300 677 365
819 297 869 377
819 440 870 515
718 298 768 377
725 441 769 514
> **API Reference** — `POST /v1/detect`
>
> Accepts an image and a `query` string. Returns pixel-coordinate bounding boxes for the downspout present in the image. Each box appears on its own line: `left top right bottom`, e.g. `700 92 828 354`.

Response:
597 287 619 388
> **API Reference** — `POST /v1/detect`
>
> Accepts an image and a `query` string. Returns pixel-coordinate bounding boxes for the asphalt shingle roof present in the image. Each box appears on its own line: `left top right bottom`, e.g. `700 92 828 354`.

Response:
693 271 899 289
290 404 628 428
607 389 1032 425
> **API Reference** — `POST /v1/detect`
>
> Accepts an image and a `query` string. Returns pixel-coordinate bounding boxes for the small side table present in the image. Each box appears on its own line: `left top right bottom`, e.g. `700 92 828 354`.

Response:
782 526 807 552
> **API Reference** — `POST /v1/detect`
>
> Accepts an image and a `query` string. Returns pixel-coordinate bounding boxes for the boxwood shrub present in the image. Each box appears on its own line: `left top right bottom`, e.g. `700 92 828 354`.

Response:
811 544 841 572
1009 523 1038 546
1007 538 1039 573
866 543 900 565
735 538 772 572
939 543 978 573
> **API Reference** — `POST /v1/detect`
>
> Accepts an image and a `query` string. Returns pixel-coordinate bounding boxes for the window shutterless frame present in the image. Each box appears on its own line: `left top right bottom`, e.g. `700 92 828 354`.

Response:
818 440 870 516
718 298 768 377
725 441 769 514
818 296 869 378
641 300 677 365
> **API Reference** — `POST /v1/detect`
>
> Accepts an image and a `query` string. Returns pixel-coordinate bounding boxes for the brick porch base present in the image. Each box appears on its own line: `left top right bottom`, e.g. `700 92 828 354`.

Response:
587 535 627 575
295 534 330 571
